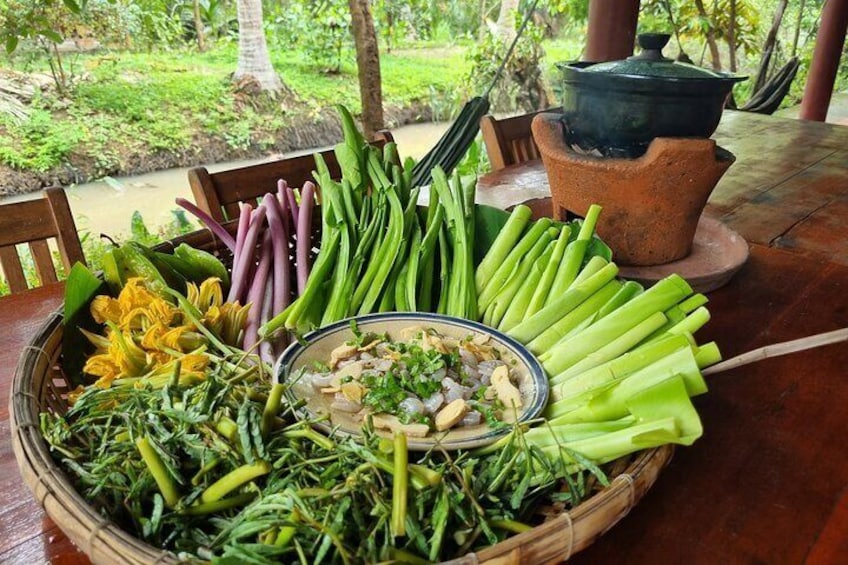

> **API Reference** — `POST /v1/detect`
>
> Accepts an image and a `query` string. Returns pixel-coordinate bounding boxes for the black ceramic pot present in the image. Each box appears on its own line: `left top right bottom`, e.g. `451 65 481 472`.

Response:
557 33 746 157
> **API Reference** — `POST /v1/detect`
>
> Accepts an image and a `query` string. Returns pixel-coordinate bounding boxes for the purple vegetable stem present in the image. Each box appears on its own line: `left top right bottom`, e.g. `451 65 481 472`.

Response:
258 277 275 365
262 193 291 317
230 203 253 286
243 230 273 354
227 204 267 303
296 181 315 295
175 198 236 251
285 185 299 228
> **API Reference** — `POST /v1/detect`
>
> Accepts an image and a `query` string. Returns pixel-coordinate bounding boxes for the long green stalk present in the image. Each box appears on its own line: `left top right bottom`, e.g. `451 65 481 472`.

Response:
498 244 554 332
391 432 408 538
436 227 450 315
478 217 552 313
549 333 694 403
525 225 571 319
545 204 602 305
695 341 722 368
550 311 668 383
507 261 619 345
135 436 180 508
485 230 554 327
527 279 621 355
475 204 533 293
541 274 693 377
596 280 643 319
200 461 272 504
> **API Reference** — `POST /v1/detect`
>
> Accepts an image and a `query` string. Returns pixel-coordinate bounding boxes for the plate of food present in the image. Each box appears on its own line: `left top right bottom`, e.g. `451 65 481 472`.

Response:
275 312 548 450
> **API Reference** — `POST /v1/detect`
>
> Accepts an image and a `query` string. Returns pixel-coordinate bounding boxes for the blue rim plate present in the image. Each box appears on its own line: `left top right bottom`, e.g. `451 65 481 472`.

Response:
274 312 549 451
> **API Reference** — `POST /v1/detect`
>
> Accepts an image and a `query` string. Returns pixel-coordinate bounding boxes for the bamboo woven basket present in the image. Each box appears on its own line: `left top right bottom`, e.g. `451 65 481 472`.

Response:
10 225 675 565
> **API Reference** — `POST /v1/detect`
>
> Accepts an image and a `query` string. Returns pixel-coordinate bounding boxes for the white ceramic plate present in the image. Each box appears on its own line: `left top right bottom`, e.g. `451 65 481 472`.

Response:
274 312 548 451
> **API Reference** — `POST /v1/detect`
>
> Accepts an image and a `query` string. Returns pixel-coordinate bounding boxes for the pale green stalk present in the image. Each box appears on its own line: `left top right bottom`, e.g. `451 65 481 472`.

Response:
596 280 643 319
485 232 554 328
136 436 180 508
548 311 669 382
549 332 693 401
666 306 711 336
545 204 602 304
542 274 693 377
694 341 722 368
498 244 554 332
478 217 552 312
524 226 571 319
391 432 408 538
475 204 533 293
200 461 272 504
528 280 621 355
507 261 618 344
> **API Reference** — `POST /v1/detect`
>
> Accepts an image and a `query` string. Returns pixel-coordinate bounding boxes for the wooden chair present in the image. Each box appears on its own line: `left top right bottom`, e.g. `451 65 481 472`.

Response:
189 130 395 223
480 107 562 171
0 187 85 293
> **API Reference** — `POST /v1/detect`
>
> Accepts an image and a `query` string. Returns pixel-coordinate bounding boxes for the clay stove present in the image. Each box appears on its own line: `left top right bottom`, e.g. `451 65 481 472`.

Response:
532 112 749 292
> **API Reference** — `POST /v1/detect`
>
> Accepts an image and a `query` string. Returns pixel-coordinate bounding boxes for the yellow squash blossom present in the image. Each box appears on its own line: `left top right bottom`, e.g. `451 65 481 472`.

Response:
81 276 248 387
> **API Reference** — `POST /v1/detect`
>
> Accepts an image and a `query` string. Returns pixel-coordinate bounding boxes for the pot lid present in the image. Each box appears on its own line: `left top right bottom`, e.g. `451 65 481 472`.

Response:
585 33 726 79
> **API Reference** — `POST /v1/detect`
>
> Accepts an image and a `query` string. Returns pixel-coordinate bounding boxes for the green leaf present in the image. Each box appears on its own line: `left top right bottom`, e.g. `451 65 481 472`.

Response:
131 211 152 241
63 0 81 13
62 263 105 386
472 203 510 266
5 35 19 54
39 29 63 44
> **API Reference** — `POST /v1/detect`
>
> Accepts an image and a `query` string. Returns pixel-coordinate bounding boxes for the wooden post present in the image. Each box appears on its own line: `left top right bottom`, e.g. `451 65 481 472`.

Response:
585 0 641 62
799 0 848 121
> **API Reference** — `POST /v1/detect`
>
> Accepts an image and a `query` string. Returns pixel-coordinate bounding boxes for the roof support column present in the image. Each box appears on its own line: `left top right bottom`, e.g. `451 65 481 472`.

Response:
585 0 641 62
800 0 848 121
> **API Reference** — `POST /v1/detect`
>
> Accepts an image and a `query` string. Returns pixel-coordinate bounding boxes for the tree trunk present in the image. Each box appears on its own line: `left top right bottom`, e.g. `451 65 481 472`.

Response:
496 0 519 42
479 0 487 40
234 0 284 92
193 0 206 52
349 0 384 139
728 0 737 72
754 0 789 93
694 0 722 70
792 0 807 58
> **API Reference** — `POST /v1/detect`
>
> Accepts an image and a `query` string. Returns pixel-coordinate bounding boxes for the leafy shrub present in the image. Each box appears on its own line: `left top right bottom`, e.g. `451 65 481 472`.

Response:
0 108 85 171
467 21 551 113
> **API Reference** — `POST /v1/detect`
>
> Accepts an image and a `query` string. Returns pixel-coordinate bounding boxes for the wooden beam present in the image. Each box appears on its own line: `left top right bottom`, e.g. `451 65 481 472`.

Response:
800 0 848 121
585 0 641 62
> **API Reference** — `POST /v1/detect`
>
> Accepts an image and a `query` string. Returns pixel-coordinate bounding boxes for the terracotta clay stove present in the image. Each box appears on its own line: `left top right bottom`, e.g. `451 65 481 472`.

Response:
532 112 749 292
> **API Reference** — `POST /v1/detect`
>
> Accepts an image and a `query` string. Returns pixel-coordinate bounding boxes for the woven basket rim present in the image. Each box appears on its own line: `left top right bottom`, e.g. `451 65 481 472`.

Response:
9 228 675 565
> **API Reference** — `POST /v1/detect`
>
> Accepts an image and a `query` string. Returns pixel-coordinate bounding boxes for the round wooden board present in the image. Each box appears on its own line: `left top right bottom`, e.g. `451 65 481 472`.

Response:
618 213 749 293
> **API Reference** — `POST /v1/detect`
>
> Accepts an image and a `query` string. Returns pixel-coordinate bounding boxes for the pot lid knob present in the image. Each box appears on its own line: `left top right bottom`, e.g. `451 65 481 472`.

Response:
629 33 672 62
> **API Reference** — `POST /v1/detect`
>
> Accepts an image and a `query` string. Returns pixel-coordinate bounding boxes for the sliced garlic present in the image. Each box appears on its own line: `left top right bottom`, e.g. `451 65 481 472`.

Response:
372 414 430 438
491 366 522 411
329 343 359 368
434 398 469 431
340 381 365 404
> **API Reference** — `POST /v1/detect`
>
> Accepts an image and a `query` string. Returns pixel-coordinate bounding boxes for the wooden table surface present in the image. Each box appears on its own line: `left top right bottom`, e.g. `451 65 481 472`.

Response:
2 110 848 563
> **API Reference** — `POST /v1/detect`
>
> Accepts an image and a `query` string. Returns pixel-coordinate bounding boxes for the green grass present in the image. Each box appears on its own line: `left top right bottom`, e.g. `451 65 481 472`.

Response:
0 43 474 176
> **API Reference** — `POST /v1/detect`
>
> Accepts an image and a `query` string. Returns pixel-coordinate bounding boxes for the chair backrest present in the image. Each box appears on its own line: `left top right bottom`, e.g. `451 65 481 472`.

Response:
189 130 395 223
480 107 562 171
0 186 85 293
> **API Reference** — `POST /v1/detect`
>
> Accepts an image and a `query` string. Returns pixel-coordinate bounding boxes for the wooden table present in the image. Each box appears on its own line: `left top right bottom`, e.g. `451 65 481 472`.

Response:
2 110 847 563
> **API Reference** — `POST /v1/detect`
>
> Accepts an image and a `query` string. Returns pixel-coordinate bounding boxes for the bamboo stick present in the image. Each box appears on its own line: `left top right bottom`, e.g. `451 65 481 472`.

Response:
702 327 848 376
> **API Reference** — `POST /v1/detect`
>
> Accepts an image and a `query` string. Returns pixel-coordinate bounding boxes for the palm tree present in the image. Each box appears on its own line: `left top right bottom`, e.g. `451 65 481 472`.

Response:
234 0 286 93
349 0 383 138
